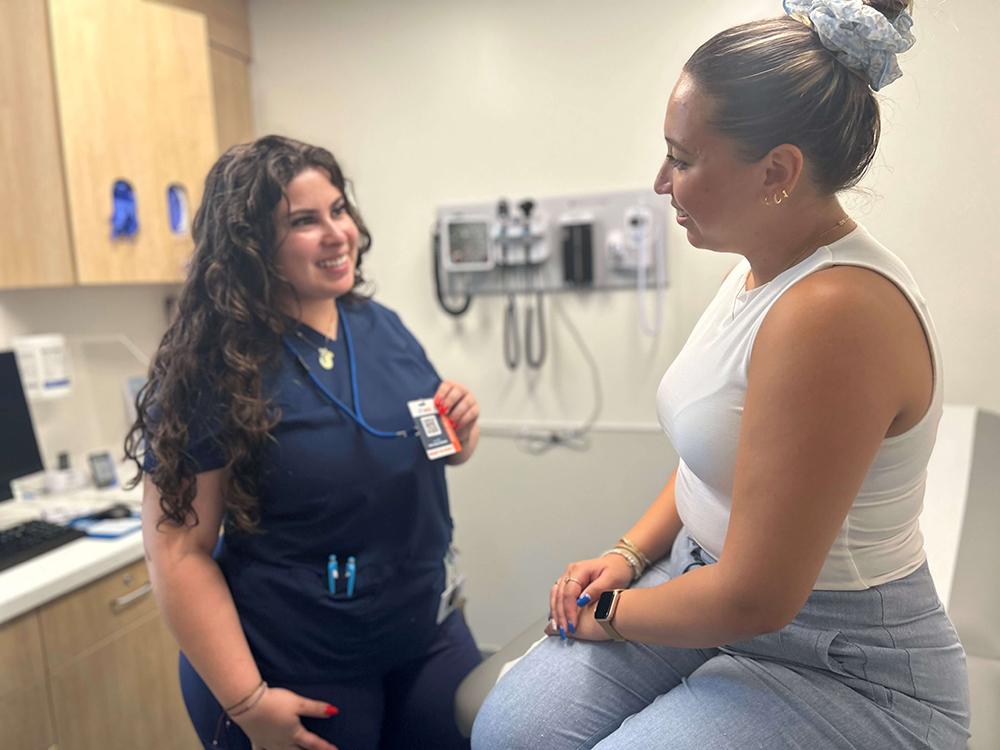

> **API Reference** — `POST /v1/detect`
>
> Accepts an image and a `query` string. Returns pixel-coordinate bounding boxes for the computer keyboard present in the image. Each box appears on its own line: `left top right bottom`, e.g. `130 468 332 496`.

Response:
0 519 87 573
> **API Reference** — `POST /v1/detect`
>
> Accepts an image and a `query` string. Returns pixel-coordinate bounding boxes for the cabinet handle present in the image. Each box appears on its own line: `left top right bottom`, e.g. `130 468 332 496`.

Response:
110 582 153 613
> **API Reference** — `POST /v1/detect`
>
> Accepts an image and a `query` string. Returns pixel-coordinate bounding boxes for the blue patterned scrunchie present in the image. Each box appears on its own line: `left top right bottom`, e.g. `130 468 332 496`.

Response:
783 0 916 90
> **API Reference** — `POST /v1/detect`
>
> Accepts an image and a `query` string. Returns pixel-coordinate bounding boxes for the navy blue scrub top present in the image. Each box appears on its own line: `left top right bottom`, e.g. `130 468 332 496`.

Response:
171 300 453 683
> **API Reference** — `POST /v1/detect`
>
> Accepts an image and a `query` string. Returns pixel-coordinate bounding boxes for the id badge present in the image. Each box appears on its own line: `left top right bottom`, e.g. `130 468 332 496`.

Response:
407 398 461 460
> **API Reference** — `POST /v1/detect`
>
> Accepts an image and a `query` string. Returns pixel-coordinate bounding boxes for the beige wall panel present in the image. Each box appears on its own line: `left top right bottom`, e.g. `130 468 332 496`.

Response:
48 610 199 750
211 47 255 151
0 0 75 289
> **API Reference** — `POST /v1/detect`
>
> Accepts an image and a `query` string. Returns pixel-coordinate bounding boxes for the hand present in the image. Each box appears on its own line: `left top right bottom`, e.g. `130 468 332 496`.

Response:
434 380 480 448
544 600 609 642
548 554 633 640
235 686 339 750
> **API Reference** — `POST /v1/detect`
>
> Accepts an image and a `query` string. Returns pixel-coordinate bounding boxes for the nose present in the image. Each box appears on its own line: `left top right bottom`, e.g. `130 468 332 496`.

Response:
321 214 349 245
653 158 672 196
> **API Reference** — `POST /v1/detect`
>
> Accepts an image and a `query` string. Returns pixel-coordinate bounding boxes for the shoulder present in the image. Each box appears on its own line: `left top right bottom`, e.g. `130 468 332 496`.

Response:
343 297 427 349
752 266 918 399
343 297 401 327
762 265 913 343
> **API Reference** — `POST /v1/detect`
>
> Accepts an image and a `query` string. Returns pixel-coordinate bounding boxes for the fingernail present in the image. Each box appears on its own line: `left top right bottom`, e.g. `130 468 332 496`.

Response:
559 626 567 640
325 704 339 716
576 593 591 607
568 622 576 634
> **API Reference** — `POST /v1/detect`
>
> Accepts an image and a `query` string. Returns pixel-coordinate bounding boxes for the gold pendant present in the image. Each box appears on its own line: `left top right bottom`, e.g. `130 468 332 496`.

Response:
317 347 335 370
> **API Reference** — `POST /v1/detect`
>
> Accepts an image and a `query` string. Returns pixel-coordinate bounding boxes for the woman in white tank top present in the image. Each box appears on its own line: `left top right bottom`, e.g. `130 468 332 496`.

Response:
473 2 970 748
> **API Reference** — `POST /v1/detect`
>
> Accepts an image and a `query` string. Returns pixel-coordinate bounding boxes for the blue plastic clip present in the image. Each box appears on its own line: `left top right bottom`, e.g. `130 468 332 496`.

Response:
327 554 339 594
346 556 357 598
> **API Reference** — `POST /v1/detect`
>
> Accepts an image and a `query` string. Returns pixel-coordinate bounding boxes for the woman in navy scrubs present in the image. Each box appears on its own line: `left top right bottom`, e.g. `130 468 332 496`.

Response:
126 135 482 750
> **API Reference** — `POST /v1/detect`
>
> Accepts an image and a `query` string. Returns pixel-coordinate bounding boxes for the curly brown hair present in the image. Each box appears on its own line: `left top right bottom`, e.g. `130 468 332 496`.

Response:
124 135 372 532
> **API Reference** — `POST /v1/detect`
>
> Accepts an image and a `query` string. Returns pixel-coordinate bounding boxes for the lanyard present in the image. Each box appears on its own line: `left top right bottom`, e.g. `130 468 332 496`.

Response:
282 302 414 440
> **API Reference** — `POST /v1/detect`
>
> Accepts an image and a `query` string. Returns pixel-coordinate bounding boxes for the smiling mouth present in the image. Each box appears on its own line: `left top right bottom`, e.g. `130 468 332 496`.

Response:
317 253 350 269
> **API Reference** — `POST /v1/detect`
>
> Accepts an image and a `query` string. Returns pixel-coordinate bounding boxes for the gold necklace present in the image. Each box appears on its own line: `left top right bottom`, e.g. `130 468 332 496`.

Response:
734 215 852 318
294 307 337 370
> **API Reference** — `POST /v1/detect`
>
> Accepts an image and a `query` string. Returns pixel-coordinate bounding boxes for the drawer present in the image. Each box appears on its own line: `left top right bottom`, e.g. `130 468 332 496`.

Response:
39 558 158 671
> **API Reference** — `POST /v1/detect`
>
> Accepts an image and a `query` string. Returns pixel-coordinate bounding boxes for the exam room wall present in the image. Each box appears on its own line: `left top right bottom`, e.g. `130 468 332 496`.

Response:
248 0 1000 648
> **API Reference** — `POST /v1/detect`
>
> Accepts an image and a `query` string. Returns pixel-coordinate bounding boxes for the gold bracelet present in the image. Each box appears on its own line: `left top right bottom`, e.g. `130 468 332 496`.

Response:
229 684 267 718
603 547 644 581
224 680 266 716
618 536 652 569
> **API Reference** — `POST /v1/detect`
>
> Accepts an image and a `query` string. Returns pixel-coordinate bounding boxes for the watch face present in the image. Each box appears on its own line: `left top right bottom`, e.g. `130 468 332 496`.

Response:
594 590 616 619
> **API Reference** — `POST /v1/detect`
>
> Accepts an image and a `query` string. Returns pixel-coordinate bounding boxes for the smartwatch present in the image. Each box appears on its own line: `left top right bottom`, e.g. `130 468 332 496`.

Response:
593 589 627 641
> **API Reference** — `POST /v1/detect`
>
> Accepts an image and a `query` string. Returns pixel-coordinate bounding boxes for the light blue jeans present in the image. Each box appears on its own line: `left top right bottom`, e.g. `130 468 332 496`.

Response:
472 532 970 749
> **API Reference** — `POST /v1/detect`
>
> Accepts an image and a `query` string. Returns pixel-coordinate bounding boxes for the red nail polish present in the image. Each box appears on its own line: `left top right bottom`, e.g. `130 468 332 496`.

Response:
325 704 339 716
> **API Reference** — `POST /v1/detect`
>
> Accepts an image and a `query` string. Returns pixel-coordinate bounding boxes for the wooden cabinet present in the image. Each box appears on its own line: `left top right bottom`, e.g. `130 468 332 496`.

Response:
48 0 218 285
0 612 56 750
155 0 255 151
0 0 75 289
0 559 198 750
0 0 254 290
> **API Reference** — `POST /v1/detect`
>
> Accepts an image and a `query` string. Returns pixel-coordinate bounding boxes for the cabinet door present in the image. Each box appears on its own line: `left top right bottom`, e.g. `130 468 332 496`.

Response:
39 558 157 672
0 611 56 750
0 0 75 289
48 0 217 285
145 0 219 279
210 46 254 151
47 610 199 750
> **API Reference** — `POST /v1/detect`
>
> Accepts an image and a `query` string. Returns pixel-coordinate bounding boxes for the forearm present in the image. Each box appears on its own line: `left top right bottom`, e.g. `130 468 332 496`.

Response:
148 550 261 708
612 562 776 647
619 470 682 564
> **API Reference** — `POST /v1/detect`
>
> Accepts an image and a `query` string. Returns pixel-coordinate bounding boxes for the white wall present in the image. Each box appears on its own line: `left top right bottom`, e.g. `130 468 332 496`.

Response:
0 285 176 470
1 0 994 650
248 0 1000 647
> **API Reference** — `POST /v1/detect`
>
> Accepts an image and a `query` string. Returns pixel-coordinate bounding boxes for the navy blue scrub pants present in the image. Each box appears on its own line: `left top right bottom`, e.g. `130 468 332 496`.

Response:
180 610 481 749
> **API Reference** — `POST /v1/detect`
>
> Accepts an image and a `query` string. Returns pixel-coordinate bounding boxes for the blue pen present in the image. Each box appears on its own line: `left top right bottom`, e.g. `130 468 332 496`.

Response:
346 556 357 598
327 554 339 594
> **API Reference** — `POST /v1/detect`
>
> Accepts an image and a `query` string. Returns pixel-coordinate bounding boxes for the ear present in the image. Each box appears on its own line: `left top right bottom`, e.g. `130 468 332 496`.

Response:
760 143 805 197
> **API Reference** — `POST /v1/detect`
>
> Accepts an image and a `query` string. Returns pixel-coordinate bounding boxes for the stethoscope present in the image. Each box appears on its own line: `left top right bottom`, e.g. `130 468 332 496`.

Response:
499 198 547 370
281 302 415 440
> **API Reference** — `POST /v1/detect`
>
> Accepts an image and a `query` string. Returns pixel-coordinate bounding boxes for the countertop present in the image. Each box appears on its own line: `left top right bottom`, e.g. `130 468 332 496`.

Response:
0 483 145 625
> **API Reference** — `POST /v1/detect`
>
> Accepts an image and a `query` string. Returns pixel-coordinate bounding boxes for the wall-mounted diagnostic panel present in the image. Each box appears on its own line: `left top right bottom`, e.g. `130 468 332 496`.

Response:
434 188 666 300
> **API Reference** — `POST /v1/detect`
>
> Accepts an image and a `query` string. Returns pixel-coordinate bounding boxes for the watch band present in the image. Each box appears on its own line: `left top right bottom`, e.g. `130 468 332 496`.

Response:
597 616 627 642
594 589 628 642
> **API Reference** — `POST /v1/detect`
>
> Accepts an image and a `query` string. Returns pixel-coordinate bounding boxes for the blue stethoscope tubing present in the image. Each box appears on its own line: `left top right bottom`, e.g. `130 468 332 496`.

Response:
281 302 415 440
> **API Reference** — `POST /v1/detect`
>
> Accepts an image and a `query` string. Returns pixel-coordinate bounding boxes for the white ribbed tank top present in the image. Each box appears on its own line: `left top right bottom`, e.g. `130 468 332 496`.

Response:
656 225 942 590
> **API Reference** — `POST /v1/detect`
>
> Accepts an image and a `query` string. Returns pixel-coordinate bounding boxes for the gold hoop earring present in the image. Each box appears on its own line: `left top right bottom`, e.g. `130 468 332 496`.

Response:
774 189 790 205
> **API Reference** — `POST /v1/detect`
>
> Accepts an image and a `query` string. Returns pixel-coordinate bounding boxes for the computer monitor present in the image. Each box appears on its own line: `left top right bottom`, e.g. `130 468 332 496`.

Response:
0 351 45 501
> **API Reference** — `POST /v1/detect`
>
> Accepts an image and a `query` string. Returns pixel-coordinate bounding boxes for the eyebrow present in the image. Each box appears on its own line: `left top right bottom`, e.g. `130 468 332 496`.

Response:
665 137 694 155
287 198 347 217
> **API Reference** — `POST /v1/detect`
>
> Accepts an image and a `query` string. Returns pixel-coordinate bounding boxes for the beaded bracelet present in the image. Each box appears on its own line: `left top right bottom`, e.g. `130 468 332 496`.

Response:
618 536 652 569
603 547 644 581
